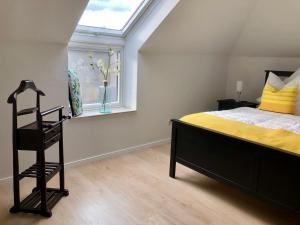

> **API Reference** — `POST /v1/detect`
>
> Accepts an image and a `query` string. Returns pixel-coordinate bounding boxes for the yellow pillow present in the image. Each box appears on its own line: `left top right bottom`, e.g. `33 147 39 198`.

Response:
259 84 298 114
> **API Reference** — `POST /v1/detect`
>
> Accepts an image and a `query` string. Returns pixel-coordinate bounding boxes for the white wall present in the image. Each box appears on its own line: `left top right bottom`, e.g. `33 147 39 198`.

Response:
64 52 228 171
123 0 180 109
0 41 68 178
0 41 227 179
225 56 300 101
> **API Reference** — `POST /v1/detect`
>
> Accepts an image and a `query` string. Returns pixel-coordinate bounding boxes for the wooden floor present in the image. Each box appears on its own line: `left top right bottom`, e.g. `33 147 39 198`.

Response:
0 144 300 225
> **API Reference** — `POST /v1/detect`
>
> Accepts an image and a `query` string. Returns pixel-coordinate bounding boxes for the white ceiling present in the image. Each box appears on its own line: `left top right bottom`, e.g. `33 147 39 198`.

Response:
0 0 88 43
142 0 300 57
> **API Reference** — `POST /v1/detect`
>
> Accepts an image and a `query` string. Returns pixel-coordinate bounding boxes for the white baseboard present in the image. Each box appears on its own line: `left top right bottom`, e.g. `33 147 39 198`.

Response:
0 176 12 183
0 138 170 183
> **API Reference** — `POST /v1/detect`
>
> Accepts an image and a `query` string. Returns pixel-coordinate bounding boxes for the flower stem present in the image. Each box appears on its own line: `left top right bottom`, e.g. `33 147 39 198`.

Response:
102 84 107 112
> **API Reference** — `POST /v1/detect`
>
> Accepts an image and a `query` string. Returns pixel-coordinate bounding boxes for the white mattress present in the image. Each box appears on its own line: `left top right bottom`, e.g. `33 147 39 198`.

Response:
205 107 300 134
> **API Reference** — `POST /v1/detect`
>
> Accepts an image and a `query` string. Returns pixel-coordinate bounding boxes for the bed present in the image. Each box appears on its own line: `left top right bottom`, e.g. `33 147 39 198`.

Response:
169 70 300 213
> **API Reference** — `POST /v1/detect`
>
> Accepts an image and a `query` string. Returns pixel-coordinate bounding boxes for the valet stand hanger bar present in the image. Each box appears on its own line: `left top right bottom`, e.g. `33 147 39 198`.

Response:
7 80 45 103
7 80 70 218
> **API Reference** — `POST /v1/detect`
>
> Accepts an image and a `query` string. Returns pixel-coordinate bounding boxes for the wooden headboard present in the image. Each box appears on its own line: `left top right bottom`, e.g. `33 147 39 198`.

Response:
264 70 294 83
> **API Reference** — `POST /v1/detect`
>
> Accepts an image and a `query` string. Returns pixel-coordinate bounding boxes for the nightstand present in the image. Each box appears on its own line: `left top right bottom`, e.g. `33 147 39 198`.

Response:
217 99 258 111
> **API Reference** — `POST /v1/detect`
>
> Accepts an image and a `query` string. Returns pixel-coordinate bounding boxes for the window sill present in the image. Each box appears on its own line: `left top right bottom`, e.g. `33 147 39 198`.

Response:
71 107 136 119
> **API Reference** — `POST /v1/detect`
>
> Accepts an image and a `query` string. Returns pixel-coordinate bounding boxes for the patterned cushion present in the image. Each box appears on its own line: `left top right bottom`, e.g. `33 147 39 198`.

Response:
68 70 83 117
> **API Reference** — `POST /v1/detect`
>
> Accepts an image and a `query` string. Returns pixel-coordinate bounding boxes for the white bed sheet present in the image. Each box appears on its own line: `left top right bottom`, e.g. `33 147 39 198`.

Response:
206 107 300 134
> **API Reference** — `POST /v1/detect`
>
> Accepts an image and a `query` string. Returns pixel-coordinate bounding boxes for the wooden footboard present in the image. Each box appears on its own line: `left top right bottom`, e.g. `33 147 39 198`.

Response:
170 119 300 213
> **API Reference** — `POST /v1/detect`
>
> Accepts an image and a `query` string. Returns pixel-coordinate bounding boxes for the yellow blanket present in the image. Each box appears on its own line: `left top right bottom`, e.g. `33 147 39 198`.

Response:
180 113 300 157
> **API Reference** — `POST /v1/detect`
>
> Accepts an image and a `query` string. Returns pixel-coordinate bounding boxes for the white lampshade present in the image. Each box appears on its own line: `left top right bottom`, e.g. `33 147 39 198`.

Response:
236 81 243 92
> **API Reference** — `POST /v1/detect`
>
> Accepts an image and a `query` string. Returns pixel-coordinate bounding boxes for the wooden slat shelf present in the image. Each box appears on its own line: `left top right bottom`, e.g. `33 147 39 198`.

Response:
19 188 67 216
19 162 61 182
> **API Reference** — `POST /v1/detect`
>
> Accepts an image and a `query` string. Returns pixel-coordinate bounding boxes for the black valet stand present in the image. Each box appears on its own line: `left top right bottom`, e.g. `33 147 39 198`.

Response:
7 80 70 217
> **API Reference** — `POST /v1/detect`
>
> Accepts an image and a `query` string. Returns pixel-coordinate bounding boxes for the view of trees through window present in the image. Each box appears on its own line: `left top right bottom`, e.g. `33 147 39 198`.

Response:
68 49 121 106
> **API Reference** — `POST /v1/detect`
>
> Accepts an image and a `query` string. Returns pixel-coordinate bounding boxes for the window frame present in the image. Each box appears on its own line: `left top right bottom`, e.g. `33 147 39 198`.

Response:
68 42 125 113
76 0 153 37
68 0 155 116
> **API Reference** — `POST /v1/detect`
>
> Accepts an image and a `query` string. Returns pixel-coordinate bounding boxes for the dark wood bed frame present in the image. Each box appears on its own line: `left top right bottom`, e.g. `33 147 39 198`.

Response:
170 70 300 213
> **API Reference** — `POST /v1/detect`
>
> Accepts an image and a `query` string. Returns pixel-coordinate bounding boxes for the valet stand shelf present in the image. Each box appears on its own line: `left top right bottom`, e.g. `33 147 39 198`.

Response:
7 80 70 218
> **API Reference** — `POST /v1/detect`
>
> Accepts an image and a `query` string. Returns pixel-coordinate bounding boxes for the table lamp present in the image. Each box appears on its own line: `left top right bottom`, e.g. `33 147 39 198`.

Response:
236 81 243 102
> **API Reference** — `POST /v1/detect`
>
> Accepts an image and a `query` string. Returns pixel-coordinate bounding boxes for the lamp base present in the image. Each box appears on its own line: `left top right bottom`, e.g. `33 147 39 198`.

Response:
236 92 242 102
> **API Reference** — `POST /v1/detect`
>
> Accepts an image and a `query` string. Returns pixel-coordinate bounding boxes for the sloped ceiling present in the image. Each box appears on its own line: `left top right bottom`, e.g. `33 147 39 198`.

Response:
1 0 299 57
232 0 300 57
0 0 88 44
142 0 300 57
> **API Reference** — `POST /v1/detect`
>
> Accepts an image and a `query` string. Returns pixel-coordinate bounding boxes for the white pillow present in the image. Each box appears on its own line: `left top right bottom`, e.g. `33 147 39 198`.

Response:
265 72 285 89
285 68 300 83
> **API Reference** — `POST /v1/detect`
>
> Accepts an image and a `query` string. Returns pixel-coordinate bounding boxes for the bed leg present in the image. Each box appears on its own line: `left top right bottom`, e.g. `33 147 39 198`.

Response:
169 120 177 178
169 156 176 178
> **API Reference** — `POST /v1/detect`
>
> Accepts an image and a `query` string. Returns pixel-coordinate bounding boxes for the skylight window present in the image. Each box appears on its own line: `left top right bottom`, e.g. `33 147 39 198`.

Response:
78 0 146 31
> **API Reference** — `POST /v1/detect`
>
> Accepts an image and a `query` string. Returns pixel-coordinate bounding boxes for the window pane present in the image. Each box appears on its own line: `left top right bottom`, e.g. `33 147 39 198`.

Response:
78 0 144 30
68 49 120 105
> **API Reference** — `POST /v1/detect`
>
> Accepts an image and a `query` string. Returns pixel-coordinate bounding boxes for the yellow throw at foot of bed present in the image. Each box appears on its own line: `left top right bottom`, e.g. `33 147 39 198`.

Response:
181 113 300 157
